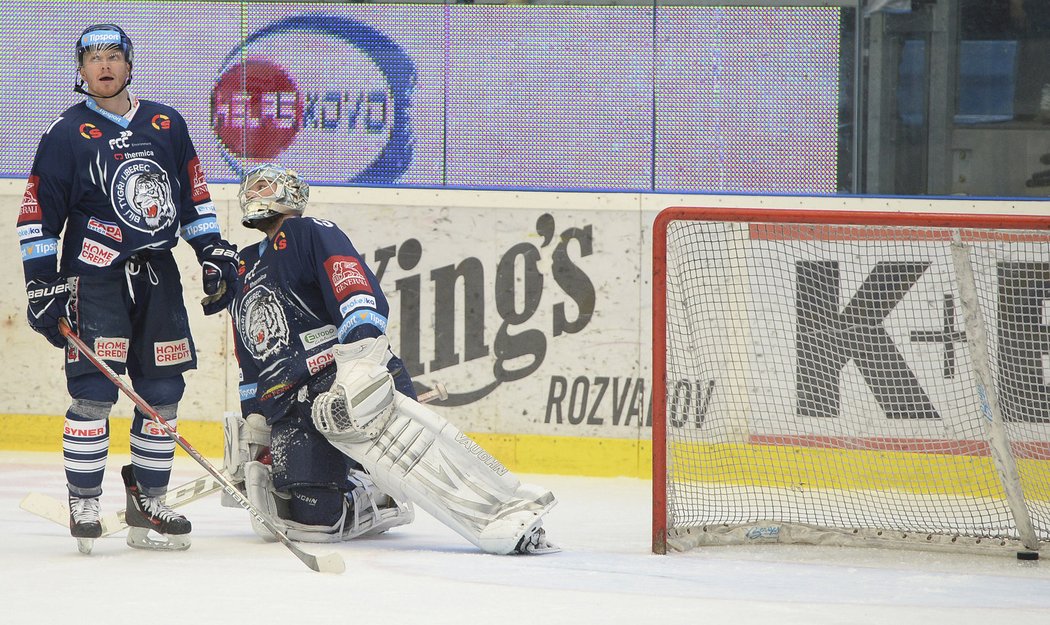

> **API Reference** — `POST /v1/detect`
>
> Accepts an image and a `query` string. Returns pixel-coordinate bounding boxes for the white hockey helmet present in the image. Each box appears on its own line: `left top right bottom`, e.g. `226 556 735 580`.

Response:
238 163 310 228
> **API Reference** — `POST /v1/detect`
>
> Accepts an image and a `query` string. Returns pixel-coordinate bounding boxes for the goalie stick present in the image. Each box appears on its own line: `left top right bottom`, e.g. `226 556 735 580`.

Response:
55 319 344 574
21 377 448 546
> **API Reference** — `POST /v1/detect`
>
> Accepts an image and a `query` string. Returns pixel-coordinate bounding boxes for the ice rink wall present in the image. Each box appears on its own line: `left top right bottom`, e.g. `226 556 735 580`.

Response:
3 179 1045 476
0 2 1041 476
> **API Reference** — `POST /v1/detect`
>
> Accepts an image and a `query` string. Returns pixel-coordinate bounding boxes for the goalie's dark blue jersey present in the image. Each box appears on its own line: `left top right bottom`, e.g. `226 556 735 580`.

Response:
231 216 390 423
17 98 222 284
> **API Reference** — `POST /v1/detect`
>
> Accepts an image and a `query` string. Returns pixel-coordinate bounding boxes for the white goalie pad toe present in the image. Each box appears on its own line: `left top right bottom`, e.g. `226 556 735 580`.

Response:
243 461 290 542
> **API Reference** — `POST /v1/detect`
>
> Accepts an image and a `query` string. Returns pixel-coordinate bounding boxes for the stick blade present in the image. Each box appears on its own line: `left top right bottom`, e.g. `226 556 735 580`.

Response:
302 549 346 574
283 536 345 573
20 492 68 526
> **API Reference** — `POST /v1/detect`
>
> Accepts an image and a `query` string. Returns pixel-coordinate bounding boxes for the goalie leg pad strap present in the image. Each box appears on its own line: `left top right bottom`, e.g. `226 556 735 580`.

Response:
318 393 557 554
345 469 414 538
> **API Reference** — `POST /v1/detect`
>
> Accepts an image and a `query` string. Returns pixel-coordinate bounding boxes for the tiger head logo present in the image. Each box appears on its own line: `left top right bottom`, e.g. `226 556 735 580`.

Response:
241 287 289 360
128 171 176 231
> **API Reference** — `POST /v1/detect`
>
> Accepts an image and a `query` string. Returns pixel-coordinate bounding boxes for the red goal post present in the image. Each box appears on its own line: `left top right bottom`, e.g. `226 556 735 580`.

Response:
652 207 1050 555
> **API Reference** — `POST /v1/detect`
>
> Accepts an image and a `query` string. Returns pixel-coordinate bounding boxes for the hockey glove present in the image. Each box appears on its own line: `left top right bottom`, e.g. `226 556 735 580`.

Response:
200 240 239 315
312 336 395 442
26 276 74 348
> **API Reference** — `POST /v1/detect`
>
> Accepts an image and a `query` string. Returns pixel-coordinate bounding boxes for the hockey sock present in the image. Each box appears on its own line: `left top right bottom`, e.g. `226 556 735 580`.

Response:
63 400 111 497
129 406 177 496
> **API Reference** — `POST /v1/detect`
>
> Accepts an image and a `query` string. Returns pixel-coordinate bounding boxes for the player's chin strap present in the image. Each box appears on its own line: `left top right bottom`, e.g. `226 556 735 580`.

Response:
311 336 559 555
74 77 132 99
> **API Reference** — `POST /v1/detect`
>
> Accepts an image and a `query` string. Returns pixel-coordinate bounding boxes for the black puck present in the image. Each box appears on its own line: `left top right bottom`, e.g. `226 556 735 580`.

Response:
1017 551 1040 561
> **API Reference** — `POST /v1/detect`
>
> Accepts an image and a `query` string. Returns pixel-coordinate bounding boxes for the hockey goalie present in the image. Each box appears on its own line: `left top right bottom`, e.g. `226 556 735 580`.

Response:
223 164 557 554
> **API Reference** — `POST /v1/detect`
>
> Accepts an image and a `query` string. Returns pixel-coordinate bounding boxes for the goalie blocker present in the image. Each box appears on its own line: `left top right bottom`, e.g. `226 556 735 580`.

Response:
312 336 558 555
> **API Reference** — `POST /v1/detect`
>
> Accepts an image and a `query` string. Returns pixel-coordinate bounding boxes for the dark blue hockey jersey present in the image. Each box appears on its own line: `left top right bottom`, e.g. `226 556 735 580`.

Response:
18 98 222 283
232 216 390 423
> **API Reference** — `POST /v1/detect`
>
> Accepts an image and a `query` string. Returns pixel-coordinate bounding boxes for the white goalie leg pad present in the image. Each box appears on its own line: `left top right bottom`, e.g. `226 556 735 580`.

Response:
243 461 414 543
222 413 272 508
223 413 272 483
345 469 415 538
243 461 290 542
312 392 557 555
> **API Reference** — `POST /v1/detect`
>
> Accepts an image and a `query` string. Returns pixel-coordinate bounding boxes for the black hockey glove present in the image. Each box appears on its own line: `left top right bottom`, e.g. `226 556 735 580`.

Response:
26 276 74 348
201 240 239 316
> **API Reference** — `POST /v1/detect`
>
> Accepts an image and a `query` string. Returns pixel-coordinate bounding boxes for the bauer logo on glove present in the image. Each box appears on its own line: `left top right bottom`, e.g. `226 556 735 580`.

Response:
199 240 239 315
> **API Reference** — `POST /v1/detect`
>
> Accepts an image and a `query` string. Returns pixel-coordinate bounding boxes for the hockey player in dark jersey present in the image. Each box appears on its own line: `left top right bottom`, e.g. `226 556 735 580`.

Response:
17 24 239 554
224 164 415 543
225 165 557 553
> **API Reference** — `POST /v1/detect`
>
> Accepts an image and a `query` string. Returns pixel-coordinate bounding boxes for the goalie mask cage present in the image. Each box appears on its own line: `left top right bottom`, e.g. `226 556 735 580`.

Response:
652 207 1050 556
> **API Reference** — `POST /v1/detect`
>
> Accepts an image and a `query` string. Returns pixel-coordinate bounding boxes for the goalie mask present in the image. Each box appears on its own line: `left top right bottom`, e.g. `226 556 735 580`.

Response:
238 164 310 228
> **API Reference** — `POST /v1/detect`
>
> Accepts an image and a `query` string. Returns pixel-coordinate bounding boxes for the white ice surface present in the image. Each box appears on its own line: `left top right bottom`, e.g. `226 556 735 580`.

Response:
2 451 1050 624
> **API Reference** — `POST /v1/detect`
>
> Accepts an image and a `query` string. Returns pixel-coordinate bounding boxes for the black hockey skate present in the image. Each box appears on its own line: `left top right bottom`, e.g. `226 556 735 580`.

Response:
121 464 192 551
69 495 102 555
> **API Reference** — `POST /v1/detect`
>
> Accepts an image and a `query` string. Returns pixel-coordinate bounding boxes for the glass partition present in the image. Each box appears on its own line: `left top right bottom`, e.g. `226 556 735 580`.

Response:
864 0 1050 197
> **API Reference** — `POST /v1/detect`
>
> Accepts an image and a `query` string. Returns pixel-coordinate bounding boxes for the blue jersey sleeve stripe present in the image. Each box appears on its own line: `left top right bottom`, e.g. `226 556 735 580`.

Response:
337 311 389 342
180 216 220 241
21 238 59 261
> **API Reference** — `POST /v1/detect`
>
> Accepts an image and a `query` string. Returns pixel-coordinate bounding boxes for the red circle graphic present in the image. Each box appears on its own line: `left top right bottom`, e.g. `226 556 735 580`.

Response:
212 59 302 160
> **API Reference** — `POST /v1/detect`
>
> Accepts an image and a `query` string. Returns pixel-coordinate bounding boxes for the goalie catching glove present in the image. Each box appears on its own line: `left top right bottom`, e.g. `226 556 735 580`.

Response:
310 336 396 442
199 240 239 315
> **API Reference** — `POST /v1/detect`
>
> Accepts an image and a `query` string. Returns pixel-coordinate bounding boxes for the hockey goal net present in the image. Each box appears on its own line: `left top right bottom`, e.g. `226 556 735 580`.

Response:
652 207 1050 555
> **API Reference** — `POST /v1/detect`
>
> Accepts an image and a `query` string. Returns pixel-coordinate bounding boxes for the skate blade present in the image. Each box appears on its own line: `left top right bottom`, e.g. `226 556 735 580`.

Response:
76 537 95 555
126 527 191 551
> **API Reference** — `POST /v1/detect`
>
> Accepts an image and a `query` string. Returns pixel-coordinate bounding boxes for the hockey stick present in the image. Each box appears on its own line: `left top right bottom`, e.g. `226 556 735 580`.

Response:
57 319 344 574
21 383 451 537
21 383 449 536
21 472 226 536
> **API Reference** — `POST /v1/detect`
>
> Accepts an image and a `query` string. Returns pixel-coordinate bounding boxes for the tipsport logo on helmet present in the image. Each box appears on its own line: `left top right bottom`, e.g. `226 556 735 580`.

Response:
81 30 122 48
211 15 417 184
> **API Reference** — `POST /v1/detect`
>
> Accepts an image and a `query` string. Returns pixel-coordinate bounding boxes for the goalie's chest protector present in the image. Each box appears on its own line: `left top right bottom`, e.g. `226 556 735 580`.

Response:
232 223 341 414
